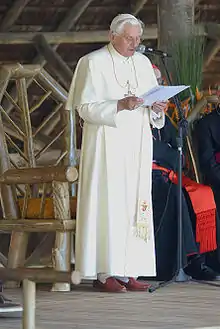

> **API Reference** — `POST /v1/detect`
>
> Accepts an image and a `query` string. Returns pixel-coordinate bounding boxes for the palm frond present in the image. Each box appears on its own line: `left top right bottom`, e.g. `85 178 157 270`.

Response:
166 27 205 106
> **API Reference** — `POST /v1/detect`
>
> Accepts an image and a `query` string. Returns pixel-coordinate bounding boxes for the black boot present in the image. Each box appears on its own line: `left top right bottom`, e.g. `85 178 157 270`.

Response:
185 255 220 281
0 294 23 318
205 250 220 274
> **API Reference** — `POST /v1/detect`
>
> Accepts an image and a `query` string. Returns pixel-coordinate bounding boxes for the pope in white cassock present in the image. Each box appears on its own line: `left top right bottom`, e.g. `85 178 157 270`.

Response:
66 14 166 292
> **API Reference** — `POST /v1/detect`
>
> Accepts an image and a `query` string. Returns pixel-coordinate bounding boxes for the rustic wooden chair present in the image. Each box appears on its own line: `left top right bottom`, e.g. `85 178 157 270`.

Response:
0 64 78 292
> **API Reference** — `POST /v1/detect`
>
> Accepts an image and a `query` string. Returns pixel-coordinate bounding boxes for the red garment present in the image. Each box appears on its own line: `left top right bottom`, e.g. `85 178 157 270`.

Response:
152 163 217 254
215 151 220 163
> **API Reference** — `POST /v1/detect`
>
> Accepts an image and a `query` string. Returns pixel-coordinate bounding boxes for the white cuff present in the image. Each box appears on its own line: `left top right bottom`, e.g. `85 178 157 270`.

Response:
151 110 162 120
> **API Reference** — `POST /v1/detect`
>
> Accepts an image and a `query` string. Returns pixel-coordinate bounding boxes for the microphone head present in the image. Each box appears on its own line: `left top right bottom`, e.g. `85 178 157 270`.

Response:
136 44 146 54
136 45 170 57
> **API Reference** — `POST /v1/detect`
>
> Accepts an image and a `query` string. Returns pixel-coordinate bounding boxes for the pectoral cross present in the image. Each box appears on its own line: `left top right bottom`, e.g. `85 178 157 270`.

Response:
124 80 135 97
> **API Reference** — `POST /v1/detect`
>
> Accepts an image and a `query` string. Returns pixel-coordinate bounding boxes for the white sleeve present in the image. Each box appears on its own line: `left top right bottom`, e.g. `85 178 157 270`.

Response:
149 108 165 129
65 55 118 127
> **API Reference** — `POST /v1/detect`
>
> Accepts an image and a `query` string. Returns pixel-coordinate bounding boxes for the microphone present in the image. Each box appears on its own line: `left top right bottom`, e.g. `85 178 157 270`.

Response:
136 44 171 57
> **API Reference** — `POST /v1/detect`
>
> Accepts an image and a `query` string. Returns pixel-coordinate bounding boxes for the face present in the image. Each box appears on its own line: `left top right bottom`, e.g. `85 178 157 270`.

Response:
109 23 142 57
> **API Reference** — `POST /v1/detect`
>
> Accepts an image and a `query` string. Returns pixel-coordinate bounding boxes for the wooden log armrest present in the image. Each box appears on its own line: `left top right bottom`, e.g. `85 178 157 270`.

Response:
0 267 79 283
0 219 76 232
0 165 78 184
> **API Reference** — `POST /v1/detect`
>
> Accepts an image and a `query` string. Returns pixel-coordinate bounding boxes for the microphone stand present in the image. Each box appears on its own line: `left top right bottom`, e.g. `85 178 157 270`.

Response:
148 53 220 293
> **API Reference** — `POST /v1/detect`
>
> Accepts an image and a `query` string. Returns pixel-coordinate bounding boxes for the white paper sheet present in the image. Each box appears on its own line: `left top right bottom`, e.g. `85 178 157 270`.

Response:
140 85 190 106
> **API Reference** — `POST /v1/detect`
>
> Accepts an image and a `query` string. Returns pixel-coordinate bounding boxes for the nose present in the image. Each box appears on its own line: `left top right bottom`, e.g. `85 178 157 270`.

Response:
133 38 140 47
129 36 141 47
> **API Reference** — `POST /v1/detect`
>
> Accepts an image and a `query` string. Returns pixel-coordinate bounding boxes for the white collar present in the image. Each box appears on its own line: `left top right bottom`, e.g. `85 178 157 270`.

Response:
107 43 132 64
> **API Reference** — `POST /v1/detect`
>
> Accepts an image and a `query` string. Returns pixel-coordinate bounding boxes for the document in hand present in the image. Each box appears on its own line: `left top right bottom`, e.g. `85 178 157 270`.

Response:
140 85 190 106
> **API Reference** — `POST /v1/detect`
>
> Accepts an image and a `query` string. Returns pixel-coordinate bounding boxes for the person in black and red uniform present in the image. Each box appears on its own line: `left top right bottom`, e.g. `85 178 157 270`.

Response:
139 65 220 281
150 114 220 281
194 105 220 273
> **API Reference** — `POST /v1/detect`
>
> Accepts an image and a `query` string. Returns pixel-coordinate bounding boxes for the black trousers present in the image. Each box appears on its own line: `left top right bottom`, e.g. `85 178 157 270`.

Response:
152 170 198 280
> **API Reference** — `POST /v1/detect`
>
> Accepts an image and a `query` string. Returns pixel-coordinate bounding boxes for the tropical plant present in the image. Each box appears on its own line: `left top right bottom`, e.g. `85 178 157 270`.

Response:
166 26 205 110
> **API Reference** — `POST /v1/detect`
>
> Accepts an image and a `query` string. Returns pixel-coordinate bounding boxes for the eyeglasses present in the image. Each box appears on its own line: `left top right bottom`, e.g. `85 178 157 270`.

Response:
115 32 142 45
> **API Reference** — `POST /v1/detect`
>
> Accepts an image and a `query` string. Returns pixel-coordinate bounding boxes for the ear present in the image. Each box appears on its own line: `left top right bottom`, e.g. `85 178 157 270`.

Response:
109 31 115 43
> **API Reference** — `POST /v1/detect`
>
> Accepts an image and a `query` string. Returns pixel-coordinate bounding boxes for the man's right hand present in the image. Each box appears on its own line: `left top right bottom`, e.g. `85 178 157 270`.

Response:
117 96 144 112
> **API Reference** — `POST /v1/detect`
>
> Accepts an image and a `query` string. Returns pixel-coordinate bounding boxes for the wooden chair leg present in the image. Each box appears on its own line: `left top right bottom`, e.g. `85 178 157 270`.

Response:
52 181 71 292
23 279 36 329
51 231 71 292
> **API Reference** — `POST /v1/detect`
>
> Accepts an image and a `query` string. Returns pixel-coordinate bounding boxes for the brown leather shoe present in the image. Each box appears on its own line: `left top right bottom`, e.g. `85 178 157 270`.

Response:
116 277 150 291
93 277 127 293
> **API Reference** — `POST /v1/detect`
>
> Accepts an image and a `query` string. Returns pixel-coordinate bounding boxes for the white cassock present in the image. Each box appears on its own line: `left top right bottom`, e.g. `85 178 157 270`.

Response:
66 43 165 279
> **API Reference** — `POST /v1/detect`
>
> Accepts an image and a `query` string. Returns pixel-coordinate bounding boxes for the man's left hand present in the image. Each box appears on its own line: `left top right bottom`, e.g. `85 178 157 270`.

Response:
152 101 168 114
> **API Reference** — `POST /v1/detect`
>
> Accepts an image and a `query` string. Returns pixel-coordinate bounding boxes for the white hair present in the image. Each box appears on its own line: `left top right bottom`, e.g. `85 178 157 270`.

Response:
110 14 144 35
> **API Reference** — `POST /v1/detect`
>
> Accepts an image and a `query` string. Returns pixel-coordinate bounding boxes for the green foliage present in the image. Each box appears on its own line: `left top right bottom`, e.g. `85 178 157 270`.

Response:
167 30 205 106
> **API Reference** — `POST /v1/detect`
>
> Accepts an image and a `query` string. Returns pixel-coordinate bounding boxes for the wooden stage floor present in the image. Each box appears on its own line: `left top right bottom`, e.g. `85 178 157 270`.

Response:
2 281 220 329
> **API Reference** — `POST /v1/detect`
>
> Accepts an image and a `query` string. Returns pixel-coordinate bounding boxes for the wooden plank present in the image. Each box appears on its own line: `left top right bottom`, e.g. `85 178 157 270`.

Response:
37 69 68 103
132 0 149 16
17 78 36 168
0 0 31 32
9 64 42 78
0 166 78 184
57 0 94 32
0 219 75 232
0 28 158 44
0 268 72 282
203 40 220 69
0 25 207 45
33 34 73 89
